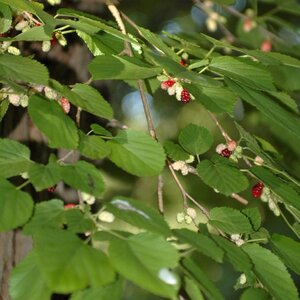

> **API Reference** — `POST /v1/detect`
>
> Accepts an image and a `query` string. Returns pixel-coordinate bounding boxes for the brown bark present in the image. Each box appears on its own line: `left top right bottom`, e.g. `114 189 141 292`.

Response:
0 231 32 300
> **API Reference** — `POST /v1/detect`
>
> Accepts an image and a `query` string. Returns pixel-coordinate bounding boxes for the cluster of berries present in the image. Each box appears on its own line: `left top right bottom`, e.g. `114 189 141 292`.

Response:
215 140 243 162
158 75 194 104
34 85 71 114
176 207 197 225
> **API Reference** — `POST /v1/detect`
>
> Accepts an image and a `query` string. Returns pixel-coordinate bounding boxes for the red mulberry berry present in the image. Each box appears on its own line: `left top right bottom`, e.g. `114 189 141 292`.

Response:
252 182 264 198
181 89 191 103
180 59 188 67
221 148 232 158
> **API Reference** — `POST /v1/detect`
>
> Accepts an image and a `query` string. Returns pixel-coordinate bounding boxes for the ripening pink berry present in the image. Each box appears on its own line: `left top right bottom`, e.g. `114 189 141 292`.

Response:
64 203 76 209
243 18 254 32
227 140 237 152
260 40 272 52
59 97 71 114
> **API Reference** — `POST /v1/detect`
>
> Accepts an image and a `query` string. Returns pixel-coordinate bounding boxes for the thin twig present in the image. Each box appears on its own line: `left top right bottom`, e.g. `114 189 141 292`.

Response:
157 174 164 214
231 193 248 205
208 111 231 142
137 80 157 139
76 107 82 127
106 1 133 56
168 161 209 216
106 1 162 216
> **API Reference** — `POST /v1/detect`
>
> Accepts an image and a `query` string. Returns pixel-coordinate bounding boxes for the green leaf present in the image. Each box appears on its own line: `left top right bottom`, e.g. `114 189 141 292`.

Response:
60 160 105 197
251 166 300 211
201 86 237 113
242 244 299 300
178 124 213 155
210 57 275 92
109 232 179 298
212 235 252 272
0 0 35 14
28 94 79 149
240 288 270 300
209 207 252 234
23 199 65 235
70 281 123 300
226 79 300 144
197 158 249 196
164 141 190 161
0 179 33 231
268 91 299 114
173 229 224 262
64 209 95 233
182 258 224 300
88 55 162 80
0 3 11 34
271 234 300 275
0 98 9 121
0 54 49 85
71 83 113 119
242 208 261 231
138 26 178 61
184 276 205 300
78 132 111 160
189 84 237 113
28 162 61 191
34 229 115 293
106 196 171 237
9 251 51 300
235 122 262 154
50 80 113 120
0 138 31 178
79 31 123 56
107 129 166 176
57 8 131 40
91 124 112 137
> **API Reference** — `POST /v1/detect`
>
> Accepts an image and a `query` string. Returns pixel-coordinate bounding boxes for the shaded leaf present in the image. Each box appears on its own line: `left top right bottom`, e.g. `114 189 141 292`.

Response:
70 280 123 300
243 244 298 300
173 229 224 262
251 166 300 211
271 234 300 275
164 141 190 161
182 258 224 300
179 124 213 155
212 235 252 272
